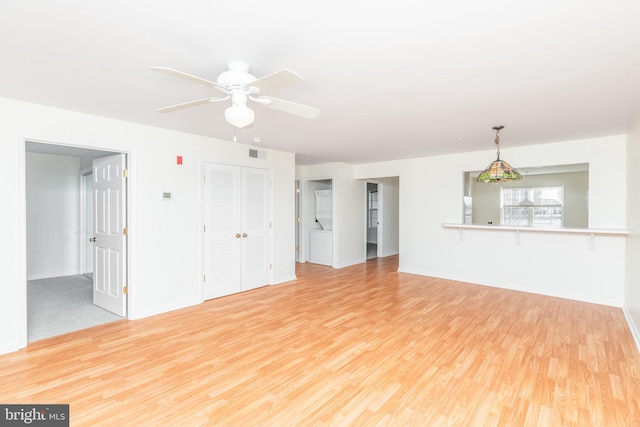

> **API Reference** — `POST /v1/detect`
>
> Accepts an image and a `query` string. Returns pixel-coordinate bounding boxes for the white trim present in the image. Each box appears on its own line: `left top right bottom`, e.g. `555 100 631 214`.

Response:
334 258 367 269
398 266 623 308
623 306 640 354
79 168 93 278
271 274 297 285
17 136 28 351
443 223 628 235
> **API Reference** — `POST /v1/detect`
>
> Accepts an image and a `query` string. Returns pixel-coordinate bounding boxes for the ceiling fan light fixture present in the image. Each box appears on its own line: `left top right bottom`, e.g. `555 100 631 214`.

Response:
476 126 522 183
225 104 255 128
152 62 319 128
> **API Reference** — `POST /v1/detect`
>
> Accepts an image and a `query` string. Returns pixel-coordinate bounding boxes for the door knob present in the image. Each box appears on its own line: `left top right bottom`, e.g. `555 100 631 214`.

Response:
89 237 96 242
236 233 241 238
242 233 248 238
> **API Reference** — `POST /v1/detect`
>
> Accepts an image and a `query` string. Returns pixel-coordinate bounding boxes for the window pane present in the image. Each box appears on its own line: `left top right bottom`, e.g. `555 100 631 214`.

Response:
533 206 562 226
533 187 561 206
503 207 530 226
501 186 563 226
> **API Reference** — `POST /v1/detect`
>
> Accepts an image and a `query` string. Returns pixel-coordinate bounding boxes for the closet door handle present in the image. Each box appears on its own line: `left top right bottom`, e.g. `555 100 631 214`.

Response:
242 233 248 238
89 237 96 242
235 233 241 238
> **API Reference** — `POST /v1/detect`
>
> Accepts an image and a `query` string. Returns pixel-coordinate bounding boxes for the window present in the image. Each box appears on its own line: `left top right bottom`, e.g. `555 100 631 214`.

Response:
501 186 563 226
368 190 378 228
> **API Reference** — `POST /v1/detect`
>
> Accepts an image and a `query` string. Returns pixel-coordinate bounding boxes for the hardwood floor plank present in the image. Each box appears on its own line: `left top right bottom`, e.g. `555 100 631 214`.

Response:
1 255 639 425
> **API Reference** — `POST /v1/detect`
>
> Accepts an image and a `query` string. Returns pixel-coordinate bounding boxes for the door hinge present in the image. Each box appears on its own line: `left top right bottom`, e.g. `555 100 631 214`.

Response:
203 225 206 232
203 175 206 183
123 227 128 236
123 169 128 178
203 275 206 283
123 285 128 295
296 245 299 251
270 222 272 229
297 217 300 223
270 263 272 270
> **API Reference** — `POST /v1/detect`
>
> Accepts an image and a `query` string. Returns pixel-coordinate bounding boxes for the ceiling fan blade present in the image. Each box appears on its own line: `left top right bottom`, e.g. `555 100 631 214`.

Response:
256 96 320 119
248 69 304 94
151 67 228 93
156 96 229 113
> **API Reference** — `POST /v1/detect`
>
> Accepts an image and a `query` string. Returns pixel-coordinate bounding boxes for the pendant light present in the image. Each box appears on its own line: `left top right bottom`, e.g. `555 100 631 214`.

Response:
476 126 522 183
518 171 534 206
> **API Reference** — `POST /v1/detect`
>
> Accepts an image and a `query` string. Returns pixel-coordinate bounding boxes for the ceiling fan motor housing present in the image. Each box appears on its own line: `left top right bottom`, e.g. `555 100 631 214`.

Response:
217 61 256 89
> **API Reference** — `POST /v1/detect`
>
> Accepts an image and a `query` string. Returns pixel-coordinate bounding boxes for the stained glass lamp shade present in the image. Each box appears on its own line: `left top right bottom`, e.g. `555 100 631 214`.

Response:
476 126 522 183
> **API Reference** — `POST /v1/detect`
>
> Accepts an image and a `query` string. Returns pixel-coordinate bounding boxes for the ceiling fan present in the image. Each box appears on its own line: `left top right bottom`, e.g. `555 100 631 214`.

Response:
151 61 320 128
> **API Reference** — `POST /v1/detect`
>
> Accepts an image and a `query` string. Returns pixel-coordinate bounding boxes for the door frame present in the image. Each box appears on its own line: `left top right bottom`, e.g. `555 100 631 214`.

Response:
299 177 334 265
19 138 133 348
364 180 384 260
79 167 93 279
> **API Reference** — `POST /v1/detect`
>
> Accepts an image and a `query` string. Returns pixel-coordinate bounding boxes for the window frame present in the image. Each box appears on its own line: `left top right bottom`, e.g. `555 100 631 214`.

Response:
500 185 564 227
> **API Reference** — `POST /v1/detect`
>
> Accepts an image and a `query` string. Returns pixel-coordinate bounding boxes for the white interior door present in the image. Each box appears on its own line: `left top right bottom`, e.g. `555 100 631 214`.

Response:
203 163 270 299
93 154 127 316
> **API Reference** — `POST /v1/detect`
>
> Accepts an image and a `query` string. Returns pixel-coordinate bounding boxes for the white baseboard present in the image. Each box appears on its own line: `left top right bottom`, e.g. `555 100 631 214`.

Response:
397 267 622 308
335 258 366 269
623 306 640 354
271 275 297 285
129 298 200 320
27 270 83 281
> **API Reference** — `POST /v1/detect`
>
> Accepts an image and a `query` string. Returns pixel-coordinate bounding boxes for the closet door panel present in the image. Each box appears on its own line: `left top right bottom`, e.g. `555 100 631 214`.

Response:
241 168 270 291
203 163 241 299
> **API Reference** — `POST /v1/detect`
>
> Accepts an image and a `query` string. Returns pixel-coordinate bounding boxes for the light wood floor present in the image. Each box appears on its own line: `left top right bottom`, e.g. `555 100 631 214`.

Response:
2 256 639 426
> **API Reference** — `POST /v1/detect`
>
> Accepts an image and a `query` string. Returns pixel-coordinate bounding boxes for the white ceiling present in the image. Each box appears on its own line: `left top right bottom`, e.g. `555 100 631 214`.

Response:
2 1 640 165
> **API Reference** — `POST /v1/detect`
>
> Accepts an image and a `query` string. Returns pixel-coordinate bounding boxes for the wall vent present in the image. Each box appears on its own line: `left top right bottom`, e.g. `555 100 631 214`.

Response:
249 149 267 159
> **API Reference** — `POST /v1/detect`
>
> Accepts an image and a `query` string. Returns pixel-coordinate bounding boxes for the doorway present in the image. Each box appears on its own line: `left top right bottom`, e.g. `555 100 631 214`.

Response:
362 177 400 261
25 141 128 342
300 179 333 266
366 182 380 259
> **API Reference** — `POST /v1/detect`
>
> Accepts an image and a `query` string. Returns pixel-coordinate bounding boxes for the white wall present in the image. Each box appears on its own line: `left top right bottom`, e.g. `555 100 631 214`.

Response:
625 116 640 349
0 96 295 354
26 152 81 279
353 135 626 306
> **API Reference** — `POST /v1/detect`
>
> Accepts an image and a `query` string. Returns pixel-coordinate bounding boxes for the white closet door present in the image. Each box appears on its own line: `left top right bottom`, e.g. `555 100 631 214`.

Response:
203 163 242 299
241 168 270 291
203 163 271 300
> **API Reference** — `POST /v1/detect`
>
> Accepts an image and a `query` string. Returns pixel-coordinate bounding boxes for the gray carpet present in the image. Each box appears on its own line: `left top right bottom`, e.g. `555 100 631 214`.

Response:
28 274 124 342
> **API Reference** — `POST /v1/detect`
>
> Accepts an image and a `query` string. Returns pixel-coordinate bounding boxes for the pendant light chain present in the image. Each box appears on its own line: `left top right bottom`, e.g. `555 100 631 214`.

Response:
493 125 503 160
